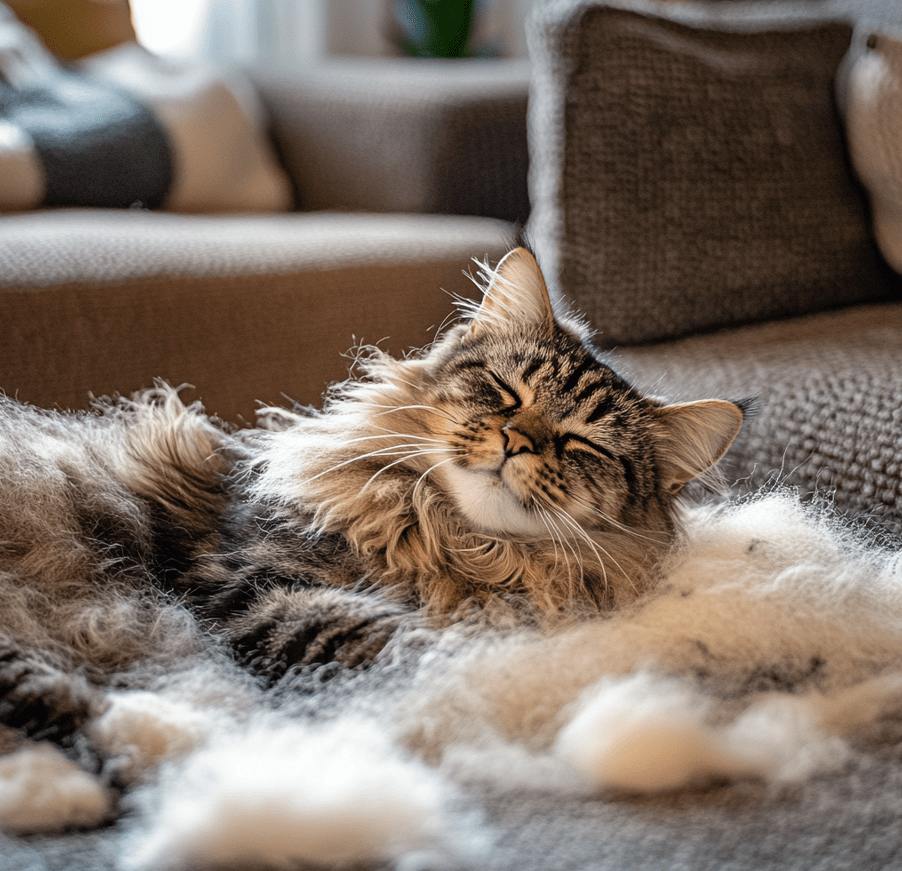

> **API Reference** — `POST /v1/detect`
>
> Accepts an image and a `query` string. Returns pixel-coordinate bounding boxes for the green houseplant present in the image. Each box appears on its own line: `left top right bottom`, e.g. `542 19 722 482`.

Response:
390 0 482 59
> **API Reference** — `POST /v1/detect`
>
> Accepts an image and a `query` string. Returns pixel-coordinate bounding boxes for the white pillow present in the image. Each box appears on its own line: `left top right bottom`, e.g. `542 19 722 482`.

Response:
839 27 902 274
0 2 291 214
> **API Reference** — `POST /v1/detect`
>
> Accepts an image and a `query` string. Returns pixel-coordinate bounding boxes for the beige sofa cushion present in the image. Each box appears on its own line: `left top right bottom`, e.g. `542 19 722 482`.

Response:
0 210 512 422
254 59 530 223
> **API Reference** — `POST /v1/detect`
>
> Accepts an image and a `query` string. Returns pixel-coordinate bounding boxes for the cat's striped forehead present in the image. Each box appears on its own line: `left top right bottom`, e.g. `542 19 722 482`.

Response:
442 326 646 420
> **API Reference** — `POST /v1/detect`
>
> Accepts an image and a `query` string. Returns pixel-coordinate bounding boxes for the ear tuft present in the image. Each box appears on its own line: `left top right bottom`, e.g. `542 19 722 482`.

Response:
469 248 554 336
654 400 745 494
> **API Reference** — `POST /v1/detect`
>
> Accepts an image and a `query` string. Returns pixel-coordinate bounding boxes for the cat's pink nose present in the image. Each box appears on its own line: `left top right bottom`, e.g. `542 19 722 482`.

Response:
502 425 535 456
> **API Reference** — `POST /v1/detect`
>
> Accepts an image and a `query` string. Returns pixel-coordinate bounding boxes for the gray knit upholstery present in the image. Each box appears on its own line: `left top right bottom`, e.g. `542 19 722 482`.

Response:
528 0 899 346
13 746 902 871
616 301 902 526
254 59 530 224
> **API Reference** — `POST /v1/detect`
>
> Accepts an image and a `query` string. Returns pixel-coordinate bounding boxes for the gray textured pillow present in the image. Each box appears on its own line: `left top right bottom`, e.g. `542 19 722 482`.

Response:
528 1 897 346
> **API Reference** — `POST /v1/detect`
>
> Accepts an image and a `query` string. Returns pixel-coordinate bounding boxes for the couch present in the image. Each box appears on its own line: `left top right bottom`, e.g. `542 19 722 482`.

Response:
527 0 902 535
7 0 902 869
0 46 528 423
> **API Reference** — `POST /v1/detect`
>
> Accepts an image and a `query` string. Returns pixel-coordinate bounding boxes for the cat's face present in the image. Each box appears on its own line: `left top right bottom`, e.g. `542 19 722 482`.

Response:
425 332 657 538
414 249 744 540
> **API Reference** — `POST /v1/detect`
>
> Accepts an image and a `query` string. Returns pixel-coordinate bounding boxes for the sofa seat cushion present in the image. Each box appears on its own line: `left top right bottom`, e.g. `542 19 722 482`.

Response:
0 209 512 422
614 301 902 526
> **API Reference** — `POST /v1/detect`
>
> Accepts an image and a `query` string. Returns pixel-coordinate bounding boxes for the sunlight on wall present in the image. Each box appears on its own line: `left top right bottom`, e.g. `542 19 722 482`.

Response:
128 0 531 62
130 0 212 57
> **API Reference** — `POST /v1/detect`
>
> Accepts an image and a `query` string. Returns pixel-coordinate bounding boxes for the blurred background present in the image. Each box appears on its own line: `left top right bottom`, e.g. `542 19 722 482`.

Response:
130 0 534 67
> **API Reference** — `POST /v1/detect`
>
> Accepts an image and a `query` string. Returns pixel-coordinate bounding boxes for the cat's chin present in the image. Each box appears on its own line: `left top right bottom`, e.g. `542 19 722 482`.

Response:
438 462 550 538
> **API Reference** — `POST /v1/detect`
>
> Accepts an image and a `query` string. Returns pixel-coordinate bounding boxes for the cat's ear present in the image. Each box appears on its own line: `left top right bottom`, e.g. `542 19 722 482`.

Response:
653 400 745 493
469 248 555 337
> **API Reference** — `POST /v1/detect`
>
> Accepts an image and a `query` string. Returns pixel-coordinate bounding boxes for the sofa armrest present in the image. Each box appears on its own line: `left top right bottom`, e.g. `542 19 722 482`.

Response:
0 209 512 423
251 58 530 223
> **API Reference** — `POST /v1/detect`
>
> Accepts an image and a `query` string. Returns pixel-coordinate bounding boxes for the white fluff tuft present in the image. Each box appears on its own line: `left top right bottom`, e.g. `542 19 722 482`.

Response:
553 673 852 794
122 717 483 871
723 692 850 785
90 690 213 783
0 744 110 834
554 674 747 792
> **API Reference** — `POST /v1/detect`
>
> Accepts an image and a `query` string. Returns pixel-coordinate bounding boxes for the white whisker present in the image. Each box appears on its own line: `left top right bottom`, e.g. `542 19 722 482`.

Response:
532 501 570 588
360 449 451 492
549 504 631 594
575 499 672 546
411 454 461 502
386 375 427 391
442 538 507 554
300 443 444 487
535 500 583 592
339 430 448 447
354 402 458 424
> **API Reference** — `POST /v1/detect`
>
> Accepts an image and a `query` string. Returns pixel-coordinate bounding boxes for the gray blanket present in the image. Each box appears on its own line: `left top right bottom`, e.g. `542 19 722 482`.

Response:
6 745 901 870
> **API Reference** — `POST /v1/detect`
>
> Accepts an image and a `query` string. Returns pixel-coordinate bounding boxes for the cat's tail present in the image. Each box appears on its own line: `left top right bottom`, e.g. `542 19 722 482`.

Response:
97 382 246 587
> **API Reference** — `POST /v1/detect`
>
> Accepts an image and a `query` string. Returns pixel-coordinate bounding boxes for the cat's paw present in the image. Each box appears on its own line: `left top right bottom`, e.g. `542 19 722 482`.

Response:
226 587 412 681
0 640 105 742
0 743 111 833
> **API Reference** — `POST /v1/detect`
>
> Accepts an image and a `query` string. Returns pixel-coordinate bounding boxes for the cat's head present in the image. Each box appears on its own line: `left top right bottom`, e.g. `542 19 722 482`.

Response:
409 247 745 543
257 247 748 612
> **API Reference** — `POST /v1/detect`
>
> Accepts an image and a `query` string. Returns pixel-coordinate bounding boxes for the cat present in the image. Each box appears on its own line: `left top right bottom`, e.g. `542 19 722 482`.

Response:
0 247 747 791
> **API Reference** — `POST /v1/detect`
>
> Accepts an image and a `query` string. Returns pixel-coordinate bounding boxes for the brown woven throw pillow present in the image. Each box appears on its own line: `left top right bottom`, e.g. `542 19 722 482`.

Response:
528 2 895 346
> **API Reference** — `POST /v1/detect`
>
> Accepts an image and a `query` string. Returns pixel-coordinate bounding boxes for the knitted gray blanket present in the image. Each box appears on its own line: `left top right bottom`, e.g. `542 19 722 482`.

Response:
4 492 902 871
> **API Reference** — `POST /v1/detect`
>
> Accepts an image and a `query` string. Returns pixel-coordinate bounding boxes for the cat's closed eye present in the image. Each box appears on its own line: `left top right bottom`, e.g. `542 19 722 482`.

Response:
487 372 522 410
556 432 620 464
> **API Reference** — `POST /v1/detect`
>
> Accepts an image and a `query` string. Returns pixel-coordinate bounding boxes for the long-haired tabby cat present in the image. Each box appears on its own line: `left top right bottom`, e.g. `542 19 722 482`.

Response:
0 248 745 762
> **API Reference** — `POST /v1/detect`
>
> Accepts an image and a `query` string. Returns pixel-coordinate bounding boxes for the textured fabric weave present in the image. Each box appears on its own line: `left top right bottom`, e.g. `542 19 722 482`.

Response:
254 59 530 223
616 301 902 526
0 210 512 422
528 0 899 345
